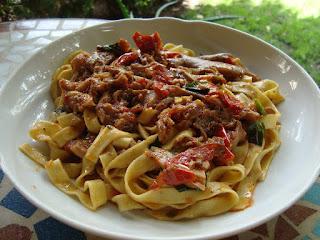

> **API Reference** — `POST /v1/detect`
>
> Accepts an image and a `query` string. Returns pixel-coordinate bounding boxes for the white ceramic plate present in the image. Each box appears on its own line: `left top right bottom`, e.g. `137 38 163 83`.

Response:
0 18 320 240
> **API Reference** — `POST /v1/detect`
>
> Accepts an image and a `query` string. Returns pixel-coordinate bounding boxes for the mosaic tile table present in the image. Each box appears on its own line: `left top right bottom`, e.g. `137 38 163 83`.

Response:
0 19 319 240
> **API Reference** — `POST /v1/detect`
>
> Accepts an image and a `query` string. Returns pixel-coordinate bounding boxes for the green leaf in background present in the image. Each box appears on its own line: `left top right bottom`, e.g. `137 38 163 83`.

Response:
115 0 130 18
1 0 319 87
202 15 242 22
155 0 178 18
183 0 320 85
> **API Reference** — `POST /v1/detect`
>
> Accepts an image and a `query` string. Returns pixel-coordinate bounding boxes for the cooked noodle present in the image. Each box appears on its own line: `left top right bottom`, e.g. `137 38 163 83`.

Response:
20 32 283 220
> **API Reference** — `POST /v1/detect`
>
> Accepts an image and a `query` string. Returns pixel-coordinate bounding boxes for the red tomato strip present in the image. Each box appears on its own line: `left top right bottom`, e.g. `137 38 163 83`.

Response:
215 126 231 148
115 52 138 66
132 32 163 53
215 126 235 165
152 167 196 188
151 143 233 189
168 143 220 167
219 91 243 115
153 82 169 98
152 64 173 84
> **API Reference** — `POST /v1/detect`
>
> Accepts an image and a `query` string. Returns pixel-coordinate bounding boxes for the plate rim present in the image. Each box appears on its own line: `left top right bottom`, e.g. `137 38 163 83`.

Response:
0 17 320 240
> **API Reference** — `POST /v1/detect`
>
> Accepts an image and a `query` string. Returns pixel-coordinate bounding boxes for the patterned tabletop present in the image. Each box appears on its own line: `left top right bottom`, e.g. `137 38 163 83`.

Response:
0 18 319 240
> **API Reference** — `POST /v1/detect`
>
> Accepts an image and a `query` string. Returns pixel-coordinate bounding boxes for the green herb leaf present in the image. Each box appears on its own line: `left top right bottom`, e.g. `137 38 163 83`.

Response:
185 81 209 95
175 184 191 192
185 87 209 95
247 121 265 146
255 99 266 115
150 137 162 148
185 81 198 88
98 43 123 56
54 106 66 114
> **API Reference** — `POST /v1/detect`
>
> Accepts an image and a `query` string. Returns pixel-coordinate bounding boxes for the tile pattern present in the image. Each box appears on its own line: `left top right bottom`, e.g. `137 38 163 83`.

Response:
0 19 105 89
0 19 319 240
34 217 86 240
0 188 37 218
0 224 32 240
303 183 320 206
0 169 3 184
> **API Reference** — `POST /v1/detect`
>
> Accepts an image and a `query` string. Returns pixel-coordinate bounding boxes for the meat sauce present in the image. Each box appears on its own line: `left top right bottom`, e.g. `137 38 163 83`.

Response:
59 32 261 190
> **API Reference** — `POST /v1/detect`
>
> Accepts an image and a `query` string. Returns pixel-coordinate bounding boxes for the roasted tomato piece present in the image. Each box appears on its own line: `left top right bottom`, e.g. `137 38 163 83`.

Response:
150 143 223 188
118 38 131 53
218 91 243 115
152 64 173 84
151 167 196 189
136 77 148 87
153 82 169 98
224 147 235 162
132 32 163 53
215 126 231 148
169 143 220 167
215 147 235 166
164 51 181 58
115 52 139 66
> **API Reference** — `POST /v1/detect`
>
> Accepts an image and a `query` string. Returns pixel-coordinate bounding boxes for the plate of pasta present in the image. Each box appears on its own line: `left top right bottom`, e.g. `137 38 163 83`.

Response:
0 18 320 240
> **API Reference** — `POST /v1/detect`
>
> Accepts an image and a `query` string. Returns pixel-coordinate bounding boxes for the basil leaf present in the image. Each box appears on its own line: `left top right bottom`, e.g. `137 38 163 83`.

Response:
185 81 198 88
175 184 201 192
247 121 265 146
97 43 123 56
255 99 266 115
175 184 191 192
185 87 209 95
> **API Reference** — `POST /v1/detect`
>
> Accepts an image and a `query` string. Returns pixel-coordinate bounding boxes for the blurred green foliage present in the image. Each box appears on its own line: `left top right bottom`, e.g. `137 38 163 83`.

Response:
0 0 93 20
0 1 29 21
183 0 320 84
0 0 167 20
123 0 168 18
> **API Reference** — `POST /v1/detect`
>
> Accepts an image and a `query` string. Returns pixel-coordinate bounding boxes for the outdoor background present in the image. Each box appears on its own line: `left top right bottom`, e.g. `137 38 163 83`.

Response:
1 0 319 84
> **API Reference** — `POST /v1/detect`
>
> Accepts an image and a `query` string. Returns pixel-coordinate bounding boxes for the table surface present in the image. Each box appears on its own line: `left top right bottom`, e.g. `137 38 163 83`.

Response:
0 18 319 240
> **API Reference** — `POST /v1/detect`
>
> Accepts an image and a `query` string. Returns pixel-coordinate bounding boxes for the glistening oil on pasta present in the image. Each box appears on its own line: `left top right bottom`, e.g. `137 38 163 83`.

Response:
20 32 284 220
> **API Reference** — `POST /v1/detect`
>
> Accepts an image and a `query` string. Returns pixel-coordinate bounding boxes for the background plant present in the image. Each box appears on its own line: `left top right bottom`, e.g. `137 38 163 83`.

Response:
183 0 320 84
0 0 319 84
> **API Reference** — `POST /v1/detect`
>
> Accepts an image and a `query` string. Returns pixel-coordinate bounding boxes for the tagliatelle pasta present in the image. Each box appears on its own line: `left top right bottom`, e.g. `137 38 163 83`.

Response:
20 32 283 219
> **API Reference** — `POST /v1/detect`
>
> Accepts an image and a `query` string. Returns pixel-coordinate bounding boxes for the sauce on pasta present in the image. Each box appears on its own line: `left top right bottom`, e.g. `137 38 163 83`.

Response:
20 32 284 220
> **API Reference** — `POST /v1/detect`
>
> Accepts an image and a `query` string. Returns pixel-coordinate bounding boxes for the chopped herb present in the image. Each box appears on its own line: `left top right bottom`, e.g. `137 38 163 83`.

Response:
175 184 201 192
247 121 265 146
168 92 176 98
205 172 208 187
185 87 209 95
150 137 162 148
54 107 65 114
185 81 198 88
185 81 211 95
97 43 123 56
255 99 266 115
175 184 191 192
